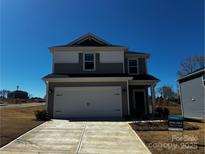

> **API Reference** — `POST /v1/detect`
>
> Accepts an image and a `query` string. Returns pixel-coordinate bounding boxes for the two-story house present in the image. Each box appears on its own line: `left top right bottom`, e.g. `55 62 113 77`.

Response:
43 33 159 119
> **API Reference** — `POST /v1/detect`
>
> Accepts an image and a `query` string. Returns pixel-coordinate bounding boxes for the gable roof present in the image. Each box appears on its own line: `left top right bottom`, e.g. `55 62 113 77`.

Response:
178 67 205 83
67 33 112 46
50 33 126 48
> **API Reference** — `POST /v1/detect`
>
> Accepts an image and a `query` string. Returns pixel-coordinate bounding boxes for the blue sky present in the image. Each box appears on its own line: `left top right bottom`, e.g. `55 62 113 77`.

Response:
1 0 204 97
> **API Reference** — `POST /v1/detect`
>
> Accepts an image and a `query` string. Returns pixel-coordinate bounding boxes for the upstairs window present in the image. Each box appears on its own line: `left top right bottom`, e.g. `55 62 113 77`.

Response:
83 53 95 71
128 59 138 74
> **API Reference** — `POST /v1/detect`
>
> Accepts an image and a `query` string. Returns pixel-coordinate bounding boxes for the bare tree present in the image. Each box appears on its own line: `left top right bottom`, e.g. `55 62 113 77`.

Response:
177 55 205 77
157 85 178 101
0 89 10 99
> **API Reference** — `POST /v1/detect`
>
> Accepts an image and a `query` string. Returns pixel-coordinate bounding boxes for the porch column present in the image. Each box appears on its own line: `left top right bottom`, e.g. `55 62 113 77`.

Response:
45 81 49 111
126 81 130 116
151 84 156 114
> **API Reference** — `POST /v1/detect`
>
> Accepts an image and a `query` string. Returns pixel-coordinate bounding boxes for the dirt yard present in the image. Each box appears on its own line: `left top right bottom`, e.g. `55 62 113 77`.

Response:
156 101 182 115
0 105 45 147
135 122 205 154
133 103 205 154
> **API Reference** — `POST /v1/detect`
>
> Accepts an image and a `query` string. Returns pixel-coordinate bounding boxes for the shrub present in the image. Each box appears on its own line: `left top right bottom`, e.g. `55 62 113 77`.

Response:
163 107 170 118
34 110 50 121
155 107 170 119
155 107 164 117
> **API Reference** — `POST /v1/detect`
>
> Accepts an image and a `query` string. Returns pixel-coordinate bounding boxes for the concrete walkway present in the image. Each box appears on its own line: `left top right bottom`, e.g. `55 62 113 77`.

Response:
0 120 151 154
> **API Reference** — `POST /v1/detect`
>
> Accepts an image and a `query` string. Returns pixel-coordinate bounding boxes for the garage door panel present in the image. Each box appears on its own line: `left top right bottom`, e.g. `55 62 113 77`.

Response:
53 87 122 118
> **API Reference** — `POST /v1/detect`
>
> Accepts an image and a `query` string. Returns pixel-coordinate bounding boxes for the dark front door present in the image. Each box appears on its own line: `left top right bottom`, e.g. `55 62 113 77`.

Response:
133 91 145 117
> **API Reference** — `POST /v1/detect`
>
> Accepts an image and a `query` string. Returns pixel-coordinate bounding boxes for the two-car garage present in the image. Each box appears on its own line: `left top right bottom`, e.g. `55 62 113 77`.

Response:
53 86 123 119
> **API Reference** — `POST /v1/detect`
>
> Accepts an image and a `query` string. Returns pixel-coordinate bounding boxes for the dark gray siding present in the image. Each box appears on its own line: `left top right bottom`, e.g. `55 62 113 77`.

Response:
47 82 128 118
124 58 128 73
138 58 146 74
54 53 147 75
54 63 124 74
180 76 205 119
54 53 124 74
124 58 147 75
54 63 81 74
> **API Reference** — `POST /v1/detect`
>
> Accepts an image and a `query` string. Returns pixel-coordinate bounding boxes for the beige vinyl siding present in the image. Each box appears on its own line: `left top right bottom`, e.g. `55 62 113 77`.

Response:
100 51 124 63
53 51 79 63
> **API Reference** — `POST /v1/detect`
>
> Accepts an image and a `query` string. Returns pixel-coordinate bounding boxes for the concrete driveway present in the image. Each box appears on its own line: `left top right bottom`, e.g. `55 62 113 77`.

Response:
0 120 151 154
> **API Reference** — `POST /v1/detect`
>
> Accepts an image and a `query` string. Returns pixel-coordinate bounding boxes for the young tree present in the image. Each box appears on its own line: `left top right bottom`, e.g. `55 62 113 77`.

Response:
177 55 205 77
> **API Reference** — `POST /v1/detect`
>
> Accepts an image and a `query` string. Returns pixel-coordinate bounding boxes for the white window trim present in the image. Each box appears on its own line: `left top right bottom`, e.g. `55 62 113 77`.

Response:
83 52 96 71
128 58 139 75
133 89 147 114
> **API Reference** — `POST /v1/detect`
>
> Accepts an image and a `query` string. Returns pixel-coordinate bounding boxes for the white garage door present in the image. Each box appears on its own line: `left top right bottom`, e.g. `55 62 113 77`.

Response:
53 86 122 119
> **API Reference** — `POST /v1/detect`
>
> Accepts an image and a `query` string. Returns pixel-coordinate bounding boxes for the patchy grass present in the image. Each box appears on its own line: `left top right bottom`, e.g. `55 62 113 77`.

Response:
130 121 199 131
0 105 45 147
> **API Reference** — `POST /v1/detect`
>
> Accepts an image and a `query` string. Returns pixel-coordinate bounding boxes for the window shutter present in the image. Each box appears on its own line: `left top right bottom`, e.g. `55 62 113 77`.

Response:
96 53 100 64
138 58 146 74
79 53 83 64
79 53 83 71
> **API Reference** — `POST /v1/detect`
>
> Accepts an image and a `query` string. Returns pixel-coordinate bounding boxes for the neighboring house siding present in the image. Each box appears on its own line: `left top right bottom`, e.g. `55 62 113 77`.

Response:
54 53 124 74
180 76 205 119
48 82 128 118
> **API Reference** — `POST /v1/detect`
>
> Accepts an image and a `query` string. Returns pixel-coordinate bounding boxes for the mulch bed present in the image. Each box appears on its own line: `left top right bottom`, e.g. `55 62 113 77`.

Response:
130 121 199 131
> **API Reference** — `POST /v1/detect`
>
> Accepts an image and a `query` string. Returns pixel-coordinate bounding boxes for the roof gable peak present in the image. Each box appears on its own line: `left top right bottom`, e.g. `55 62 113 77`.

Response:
67 33 112 46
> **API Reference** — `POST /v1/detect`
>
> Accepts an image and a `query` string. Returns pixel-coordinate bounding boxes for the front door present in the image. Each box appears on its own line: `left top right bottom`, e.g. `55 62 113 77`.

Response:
133 90 145 117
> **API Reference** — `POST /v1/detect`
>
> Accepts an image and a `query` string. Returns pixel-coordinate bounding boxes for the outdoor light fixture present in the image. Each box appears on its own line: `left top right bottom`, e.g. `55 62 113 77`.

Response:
49 89 53 94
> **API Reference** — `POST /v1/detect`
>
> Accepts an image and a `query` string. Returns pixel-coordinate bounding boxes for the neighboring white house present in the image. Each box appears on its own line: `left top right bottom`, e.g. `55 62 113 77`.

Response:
178 67 205 121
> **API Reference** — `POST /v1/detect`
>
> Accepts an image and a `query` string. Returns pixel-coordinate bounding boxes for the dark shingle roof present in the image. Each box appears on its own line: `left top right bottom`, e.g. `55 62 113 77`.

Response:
126 51 150 56
132 74 159 80
42 73 159 81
